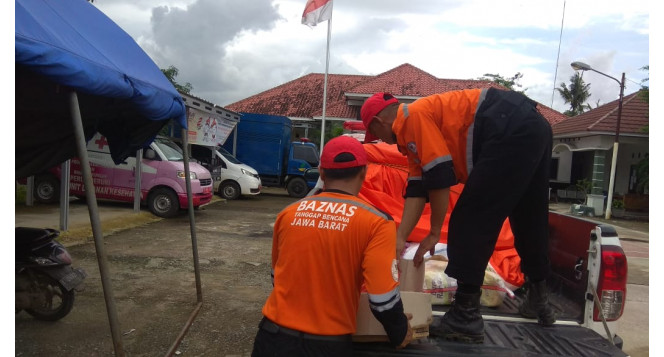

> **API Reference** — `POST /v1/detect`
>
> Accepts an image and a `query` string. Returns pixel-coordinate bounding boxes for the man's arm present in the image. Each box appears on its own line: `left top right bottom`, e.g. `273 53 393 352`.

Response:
363 219 413 348
396 196 426 258
412 188 449 267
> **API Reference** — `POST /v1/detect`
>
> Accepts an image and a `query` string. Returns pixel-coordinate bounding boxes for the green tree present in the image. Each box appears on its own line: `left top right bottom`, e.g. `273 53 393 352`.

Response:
635 65 649 193
477 72 525 93
556 73 591 116
639 65 649 105
161 65 193 94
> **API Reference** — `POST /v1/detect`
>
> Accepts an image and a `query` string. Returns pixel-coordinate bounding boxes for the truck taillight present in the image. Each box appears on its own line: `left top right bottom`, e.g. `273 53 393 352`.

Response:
593 245 627 321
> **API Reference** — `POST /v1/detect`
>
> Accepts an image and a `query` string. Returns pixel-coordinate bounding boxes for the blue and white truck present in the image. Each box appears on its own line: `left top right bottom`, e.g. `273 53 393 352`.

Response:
223 113 320 198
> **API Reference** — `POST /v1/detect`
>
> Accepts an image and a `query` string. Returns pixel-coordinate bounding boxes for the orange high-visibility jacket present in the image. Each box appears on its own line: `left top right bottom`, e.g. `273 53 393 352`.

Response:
392 89 483 194
262 191 401 335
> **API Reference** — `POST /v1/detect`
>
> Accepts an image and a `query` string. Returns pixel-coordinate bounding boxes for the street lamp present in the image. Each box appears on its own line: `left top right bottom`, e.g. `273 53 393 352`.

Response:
570 61 625 219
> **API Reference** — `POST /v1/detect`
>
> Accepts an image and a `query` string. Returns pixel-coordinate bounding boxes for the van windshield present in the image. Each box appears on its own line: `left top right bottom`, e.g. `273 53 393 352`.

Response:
216 146 242 165
154 137 184 161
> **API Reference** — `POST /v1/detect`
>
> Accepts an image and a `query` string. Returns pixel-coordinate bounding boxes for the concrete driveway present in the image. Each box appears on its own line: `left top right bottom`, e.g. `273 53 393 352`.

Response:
14 192 649 356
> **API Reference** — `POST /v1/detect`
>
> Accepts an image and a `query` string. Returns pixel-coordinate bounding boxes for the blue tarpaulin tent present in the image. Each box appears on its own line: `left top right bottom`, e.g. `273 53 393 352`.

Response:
15 0 187 179
15 1 201 355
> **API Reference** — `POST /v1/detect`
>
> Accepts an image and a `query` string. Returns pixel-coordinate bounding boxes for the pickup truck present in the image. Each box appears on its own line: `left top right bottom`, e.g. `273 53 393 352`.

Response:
349 141 629 356
353 211 629 356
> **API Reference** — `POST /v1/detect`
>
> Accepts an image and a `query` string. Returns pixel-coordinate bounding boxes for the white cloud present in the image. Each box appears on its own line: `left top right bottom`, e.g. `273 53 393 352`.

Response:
92 0 649 112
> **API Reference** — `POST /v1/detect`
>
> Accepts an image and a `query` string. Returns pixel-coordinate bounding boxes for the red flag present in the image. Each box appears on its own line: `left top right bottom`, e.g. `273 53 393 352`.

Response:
301 0 332 27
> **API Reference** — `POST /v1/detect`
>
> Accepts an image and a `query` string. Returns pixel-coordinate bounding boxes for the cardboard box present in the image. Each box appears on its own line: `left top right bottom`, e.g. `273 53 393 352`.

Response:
353 291 432 341
353 259 431 341
397 258 425 292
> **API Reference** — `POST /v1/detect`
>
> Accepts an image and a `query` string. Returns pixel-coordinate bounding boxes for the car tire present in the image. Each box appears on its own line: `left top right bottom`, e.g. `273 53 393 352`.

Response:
286 177 308 198
219 181 241 200
34 174 60 204
148 188 180 218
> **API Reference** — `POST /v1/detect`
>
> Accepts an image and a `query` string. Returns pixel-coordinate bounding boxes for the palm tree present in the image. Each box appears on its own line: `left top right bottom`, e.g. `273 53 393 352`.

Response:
557 73 591 116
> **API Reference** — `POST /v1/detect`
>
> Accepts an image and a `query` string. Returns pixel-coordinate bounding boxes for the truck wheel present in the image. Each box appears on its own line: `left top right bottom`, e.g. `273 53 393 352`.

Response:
34 174 60 203
286 177 308 198
148 188 180 218
219 181 241 200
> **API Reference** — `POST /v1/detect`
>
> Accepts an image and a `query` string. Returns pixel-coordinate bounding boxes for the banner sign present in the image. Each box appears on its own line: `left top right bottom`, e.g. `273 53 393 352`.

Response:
187 107 237 146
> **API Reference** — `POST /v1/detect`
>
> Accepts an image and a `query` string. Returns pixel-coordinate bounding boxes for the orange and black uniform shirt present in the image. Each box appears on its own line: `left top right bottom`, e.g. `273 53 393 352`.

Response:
262 190 407 342
392 88 485 197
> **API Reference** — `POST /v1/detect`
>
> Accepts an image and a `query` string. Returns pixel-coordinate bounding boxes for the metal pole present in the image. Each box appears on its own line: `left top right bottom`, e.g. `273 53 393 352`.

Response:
26 176 34 206
551 0 566 108
181 128 203 302
59 159 70 230
69 91 125 356
319 9 332 154
604 73 625 219
164 129 204 356
134 148 142 212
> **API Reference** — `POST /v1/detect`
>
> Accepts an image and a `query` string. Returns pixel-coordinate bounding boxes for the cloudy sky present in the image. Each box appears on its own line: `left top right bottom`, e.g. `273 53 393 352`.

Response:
91 0 650 113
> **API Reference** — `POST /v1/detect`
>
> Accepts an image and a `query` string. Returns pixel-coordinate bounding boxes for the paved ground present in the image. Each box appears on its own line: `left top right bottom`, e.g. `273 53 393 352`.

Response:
13 191 650 356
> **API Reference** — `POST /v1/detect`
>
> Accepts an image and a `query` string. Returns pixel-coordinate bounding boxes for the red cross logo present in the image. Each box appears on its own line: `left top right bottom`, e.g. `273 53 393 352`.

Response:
95 136 109 150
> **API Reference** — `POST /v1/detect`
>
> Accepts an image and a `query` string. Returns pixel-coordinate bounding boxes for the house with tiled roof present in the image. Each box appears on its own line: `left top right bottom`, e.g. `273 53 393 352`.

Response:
224 63 647 214
226 63 569 136
550 90 649 214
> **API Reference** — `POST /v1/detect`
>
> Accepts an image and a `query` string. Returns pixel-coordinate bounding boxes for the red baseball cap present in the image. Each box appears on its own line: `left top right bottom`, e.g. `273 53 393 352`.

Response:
360 92 399 143
320 136 368 169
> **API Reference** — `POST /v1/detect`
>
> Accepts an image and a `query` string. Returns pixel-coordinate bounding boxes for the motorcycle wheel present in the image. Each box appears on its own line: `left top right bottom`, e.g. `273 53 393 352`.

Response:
25 271 75 321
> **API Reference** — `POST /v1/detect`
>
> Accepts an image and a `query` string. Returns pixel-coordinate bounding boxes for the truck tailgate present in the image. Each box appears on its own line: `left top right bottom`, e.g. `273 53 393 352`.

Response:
353 318 627 356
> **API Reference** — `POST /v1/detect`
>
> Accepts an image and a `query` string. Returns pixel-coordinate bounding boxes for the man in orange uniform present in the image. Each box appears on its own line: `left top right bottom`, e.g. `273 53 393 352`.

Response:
252 136 413 356
361 89 555 343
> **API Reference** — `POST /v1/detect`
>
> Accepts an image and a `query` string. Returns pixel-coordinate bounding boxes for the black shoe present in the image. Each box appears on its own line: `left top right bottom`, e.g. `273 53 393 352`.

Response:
519 279 556 326
432 291 484 344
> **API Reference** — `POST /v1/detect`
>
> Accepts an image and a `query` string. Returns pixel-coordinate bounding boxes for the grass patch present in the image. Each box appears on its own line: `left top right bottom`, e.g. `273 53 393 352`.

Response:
16 184 27 205
58 212 163 246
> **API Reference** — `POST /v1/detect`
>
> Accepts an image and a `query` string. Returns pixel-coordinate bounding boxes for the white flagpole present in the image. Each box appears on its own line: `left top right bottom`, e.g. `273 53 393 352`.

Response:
319 4 332 156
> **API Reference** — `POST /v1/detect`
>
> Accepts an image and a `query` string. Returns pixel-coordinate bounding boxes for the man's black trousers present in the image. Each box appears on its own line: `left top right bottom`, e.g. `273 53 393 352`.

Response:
444 88 553 286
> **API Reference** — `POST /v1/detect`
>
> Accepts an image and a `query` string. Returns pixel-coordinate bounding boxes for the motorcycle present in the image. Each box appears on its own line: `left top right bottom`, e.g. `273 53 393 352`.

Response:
15 227 87 321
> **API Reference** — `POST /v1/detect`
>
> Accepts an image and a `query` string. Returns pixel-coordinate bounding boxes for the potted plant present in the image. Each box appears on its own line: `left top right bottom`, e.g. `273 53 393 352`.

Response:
612 198 625 218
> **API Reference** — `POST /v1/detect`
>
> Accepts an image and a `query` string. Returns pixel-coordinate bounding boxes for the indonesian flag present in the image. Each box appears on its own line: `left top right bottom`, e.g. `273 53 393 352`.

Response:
302 0 332 27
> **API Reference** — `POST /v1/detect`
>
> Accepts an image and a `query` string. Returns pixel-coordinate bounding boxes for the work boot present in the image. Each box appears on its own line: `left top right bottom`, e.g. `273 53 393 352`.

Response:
431 291 484 343
519 279 556 326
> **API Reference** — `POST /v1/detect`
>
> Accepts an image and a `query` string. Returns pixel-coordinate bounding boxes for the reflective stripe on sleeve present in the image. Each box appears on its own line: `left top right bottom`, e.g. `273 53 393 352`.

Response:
368 287 401 312
422 154 453 173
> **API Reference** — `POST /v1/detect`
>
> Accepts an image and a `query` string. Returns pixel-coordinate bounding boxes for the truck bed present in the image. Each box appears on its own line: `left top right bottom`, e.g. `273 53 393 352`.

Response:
353 212 628 356
353 284 626 356
354 319 626 356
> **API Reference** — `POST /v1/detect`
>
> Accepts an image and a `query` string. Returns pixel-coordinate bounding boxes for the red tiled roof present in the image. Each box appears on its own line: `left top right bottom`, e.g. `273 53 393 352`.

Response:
346 63 504 97
225 63 567 126
225 73 371 118
552 91 649 136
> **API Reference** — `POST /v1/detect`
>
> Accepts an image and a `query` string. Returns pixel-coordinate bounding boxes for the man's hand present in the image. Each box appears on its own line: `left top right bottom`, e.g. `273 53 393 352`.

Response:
412 233 438 267
396 313 414 349
396 237 406 260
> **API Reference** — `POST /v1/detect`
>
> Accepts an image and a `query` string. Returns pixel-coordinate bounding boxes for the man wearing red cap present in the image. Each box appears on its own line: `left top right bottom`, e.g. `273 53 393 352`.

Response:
252 136 413 356
361 88 555 343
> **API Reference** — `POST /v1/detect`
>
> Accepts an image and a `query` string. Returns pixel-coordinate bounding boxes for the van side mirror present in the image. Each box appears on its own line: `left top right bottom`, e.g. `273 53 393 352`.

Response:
144 148 157 160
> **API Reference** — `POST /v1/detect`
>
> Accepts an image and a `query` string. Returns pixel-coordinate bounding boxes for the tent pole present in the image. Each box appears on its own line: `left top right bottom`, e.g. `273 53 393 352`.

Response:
59 159 70 230
69 91 126 357
181 128 203 301
134 148 143 212
164 129 204 357
25 176 34 206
